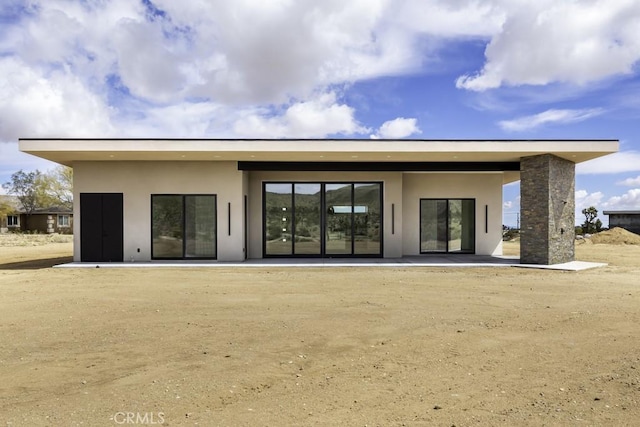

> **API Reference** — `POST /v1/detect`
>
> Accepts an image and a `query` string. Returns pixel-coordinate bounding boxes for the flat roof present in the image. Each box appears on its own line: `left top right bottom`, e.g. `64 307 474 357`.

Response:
603 211 640 215
20 139 618 167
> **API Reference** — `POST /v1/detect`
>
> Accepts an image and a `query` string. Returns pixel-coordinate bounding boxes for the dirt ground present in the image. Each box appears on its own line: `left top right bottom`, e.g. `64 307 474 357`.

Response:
1 237 639 426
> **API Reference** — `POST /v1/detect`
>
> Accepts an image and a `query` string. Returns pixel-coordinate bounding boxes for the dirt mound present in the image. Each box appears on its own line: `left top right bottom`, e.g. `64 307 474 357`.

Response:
575 237 593 245
590 227 640 245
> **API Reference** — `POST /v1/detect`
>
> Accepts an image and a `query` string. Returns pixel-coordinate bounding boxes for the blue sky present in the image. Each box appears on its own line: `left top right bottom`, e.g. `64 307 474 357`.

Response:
1 0 640 226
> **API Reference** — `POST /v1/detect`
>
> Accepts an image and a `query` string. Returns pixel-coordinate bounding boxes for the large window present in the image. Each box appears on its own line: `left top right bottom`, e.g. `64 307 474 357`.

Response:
264 182 382 257
152 195 217 259
420 199 475 253
7 215 19 227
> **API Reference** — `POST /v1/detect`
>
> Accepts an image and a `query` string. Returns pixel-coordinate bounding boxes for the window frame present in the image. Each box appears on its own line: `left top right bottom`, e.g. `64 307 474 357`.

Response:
57 214 71 228
262 181 384 258
151 194 218 260
7 215 19 227
419 198 476 254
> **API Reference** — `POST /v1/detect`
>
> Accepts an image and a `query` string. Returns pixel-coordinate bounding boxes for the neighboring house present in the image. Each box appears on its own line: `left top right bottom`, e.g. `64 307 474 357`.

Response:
20 139 618 264
603 211 640 235
18 206 74 234
0 195 73 234
0 195 21 234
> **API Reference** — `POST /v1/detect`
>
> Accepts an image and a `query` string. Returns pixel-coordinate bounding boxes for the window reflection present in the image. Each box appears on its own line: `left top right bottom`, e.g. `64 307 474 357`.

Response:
264 182 382 257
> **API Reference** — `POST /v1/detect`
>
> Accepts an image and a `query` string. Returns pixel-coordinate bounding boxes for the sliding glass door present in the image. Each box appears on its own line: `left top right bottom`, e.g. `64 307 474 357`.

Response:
152 195 217 259
420 199 475 253
184 196 217 258
420 199 448 252
325 183 353 255
295 183 322 255
354 184 381 255
264 182 382 257
264 184 293 255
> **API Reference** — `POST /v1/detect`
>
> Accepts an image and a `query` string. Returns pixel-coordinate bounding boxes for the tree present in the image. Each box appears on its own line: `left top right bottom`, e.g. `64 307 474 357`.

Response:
2 169 42 214
581 206 599 234
38 166 73 210
2 170 43 229
0 197 14 221
595 218 603 233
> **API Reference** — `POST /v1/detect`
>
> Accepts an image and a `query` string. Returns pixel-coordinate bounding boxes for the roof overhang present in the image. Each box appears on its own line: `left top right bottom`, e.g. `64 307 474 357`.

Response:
603 211 640 215
19 139 618 184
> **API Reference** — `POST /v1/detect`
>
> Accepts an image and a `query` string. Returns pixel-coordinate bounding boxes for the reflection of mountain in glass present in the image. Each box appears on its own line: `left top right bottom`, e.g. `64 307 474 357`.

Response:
264 183 381 256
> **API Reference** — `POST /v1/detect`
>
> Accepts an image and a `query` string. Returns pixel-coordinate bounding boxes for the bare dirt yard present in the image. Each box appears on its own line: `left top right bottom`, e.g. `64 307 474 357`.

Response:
1 232 639 426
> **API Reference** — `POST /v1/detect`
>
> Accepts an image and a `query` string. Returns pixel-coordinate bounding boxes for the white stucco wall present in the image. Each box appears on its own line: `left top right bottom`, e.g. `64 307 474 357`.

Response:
401 173 504 256
73 163 504 261
247 171 404 258
73 161 246 262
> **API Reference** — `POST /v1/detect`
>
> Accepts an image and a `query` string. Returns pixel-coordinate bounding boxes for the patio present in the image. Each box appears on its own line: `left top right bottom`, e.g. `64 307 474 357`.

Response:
54 255 605 271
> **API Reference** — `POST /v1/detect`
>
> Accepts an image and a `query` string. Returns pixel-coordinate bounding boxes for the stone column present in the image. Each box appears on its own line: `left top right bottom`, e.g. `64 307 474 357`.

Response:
520 154 575 264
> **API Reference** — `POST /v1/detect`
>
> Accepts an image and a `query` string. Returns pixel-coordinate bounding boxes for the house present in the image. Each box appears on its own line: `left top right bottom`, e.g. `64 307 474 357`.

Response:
17 206 73 234
19 139 618 264
0 195 21 233
0 195 73 234
603 211 640 235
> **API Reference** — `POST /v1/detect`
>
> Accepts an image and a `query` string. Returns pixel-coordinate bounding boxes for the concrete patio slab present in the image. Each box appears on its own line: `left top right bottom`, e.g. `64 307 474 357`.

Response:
514 261 608 271
53 256 607 271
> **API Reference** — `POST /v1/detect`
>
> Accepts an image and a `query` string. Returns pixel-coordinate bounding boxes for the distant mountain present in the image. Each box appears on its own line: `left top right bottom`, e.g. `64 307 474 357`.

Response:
265 184 381 209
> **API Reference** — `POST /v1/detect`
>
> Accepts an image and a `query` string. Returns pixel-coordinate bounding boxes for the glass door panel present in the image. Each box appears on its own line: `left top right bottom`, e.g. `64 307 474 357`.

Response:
447 199 475 253
294 183 321 255
448 199 463 252
265 183 293 255
421 199 475 253
152 195 183 258
263 182 383 257
420 199 447 252
152 194 217 259
185 195 216 258
324 183 353 255
354 183 381 255
460 199 475 252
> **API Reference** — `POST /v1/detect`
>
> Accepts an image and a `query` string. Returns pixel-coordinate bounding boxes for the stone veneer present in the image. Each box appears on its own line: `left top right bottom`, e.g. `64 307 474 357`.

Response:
520 154 575 264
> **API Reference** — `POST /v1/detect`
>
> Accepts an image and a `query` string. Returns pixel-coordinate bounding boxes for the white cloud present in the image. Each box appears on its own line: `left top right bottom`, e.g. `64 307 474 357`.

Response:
370 117 421 139
0 142 58 181
393 0 504 38
0 58 115 141
1 0 639 146
602 189 640 211
503 201 513 209
118 102 232 138
457 0 640 91
576 189 605 208
577 151 640 175
233 93 367 138
498 108 604 131
617 176 640 186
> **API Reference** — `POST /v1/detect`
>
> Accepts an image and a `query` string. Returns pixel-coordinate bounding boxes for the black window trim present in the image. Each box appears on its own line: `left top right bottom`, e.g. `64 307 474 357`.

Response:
419 198 476 254
262 181 384 258
151 194 218 260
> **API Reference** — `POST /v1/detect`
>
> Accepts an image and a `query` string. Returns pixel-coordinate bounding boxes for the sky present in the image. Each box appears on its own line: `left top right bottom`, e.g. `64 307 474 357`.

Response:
1 0 640 226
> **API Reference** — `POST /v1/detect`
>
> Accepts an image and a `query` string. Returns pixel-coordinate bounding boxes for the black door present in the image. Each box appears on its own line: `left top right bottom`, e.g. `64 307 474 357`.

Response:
81 193 123 262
